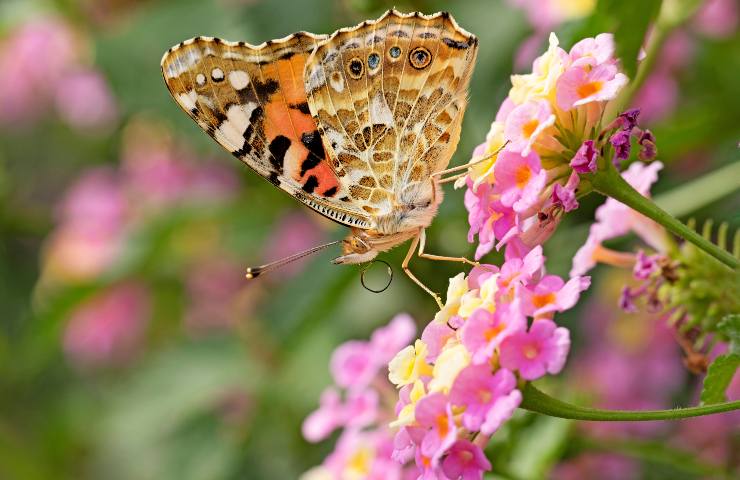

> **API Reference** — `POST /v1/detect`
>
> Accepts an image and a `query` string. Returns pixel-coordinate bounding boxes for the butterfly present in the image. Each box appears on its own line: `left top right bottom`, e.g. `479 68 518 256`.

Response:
161 10 478 306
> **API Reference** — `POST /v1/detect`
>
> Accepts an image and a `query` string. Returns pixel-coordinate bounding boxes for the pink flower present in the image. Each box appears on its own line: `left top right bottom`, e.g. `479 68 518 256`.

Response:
464 181 502 259
0 17 80 126
499 319 570 380
693 0 738 38
569 33 615 67
63 283 150 369
441 440 492 480
415 393 457 465
571 161 669 276
632 71 678 123
503 99 555 155
449 365 522 435
551 180 579 212
302 388 344 442
371 313 416 364
556 64 628 111
497 245 544 293
522 275 591 317
421 321 456 362
330 340 378 391
570 140 598 173
54 69 117 132
461 306 526 364
633 250 659 279
493 149 547 212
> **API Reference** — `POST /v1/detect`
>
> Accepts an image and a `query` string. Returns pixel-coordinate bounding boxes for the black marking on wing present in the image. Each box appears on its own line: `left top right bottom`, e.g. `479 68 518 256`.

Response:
299 131 325 176
268 135 291 174
302 175 319 193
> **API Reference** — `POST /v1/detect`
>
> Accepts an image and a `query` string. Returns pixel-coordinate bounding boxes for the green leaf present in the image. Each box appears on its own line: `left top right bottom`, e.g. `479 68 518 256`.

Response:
701 353 740 405
589 0 663 78
717 314 740 354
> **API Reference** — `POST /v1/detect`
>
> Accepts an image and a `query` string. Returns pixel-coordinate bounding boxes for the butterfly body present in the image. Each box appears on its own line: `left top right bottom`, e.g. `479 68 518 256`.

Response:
161 10 477 292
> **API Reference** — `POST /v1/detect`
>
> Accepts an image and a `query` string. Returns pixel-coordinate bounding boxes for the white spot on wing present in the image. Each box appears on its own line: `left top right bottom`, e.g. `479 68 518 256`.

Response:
195 73 206 86
370 92 393 125
228 70 250 90
177 90 198 110
211 67 224 81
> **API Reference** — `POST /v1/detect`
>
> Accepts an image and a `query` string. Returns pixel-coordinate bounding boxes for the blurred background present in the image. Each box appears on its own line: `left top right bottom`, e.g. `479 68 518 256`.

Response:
0 0 738 478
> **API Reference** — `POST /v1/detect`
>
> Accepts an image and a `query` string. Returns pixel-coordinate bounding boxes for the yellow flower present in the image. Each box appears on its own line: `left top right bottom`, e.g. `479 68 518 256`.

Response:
432 272 469 325
343 443 375 480
458 274 499 318
390 379 427 427
457 122 507 189
429 343 470 393
509 33 567 105
388 340 433 387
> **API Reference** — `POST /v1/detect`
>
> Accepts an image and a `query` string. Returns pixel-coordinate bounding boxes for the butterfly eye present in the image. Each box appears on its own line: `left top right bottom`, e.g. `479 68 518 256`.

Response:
409 46 432 69
389 46 401 59
367 52 380 70
347 57 364 79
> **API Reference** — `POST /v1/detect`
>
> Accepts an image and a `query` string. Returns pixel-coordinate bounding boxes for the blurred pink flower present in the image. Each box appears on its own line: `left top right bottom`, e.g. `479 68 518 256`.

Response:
330 340 378 391
54 69 117 131
44 168 127 282
262 211 325 279
693 0 739 38
552 453 639 480
63 283 150 368
0 17 80 125
370 313 416 364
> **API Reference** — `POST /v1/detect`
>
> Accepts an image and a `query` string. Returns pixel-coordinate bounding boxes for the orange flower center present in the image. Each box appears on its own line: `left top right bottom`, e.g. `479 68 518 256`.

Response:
459 450 474 464
478 389 493 404
522 118 539 138
436 413 449 438
577 80 604 99
484 323 506 341
515 165 532 188
532 292 556 309
524 344 539 360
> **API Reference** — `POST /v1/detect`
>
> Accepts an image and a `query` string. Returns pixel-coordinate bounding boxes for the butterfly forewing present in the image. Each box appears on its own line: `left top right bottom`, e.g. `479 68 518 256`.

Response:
161 34 372 228
303 10 478 219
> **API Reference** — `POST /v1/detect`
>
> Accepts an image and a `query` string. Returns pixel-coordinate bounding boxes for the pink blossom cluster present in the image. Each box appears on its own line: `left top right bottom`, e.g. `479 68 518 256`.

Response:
301 314 419 480
383 247 589 479
42 120 239 285
462 33 633 260
0 17 117 131
41 121 244 368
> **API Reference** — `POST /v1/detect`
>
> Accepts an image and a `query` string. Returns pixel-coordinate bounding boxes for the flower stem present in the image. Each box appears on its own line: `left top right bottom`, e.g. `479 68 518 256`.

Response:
589 164 740 270
520 383 740 421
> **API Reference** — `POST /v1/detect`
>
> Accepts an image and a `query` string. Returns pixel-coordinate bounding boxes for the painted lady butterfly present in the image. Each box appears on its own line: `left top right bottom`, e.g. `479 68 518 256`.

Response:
161 10 478 305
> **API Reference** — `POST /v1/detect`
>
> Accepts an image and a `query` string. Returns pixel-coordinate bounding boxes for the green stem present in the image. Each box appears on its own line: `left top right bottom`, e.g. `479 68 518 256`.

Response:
520 383 740 421
589 164 739 270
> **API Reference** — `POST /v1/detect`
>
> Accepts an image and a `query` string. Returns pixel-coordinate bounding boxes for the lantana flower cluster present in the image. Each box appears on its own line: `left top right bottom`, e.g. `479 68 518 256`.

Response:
462 32 657 260
571 160 740 370
301 314 419 480
385 247 590 478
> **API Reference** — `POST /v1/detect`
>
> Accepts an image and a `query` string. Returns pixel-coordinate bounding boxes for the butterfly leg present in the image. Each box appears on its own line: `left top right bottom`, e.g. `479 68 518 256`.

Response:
402 232 444 308
417 229 478 267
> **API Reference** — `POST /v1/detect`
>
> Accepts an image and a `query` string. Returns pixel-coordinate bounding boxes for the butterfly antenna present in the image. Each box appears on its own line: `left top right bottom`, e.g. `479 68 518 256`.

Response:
245 239 343 279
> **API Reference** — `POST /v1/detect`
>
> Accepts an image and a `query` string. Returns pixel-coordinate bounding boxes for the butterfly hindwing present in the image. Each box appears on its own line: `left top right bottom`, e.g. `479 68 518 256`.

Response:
161 34 372 228
304 10 478 218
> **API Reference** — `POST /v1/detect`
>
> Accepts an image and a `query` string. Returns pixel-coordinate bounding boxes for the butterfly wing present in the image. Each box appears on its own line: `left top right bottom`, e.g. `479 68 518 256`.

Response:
161 34 372 229
303 10 478 219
